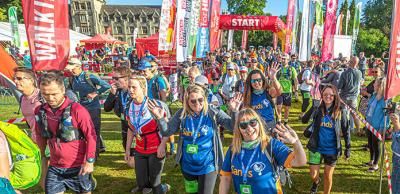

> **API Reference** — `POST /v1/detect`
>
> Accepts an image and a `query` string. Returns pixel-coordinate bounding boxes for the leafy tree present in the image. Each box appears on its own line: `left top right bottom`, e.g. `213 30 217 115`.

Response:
356 28 389 56
362 0 392 37
0 0 23 22
348 0 356 35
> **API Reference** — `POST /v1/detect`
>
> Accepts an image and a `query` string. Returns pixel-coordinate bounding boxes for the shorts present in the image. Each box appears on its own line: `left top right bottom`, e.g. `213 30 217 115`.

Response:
308 151 338 166
0 177 16 194
276 93 292 106
46 166 95 193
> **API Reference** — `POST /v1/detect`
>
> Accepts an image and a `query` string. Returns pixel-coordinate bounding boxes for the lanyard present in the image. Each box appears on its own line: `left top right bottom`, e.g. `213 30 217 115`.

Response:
189 113 205 144
240 145 259 184
133 98 147 134
120 90 128 109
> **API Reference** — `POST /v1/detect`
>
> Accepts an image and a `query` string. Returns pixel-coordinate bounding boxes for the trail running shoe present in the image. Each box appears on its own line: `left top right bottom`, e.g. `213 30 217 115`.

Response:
310 178 321 194
162 183 171 193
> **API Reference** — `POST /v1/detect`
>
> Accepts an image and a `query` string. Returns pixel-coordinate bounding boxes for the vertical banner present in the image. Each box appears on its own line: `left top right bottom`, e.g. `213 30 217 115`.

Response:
209 0 221 52
345 9 350 35
315 0 323 26
133 28 138 48
8 6 21 48
285 0 296 53
273 33 278 50
385 0 400 99
291 0 299 54
299 0 310 61
168 0 177 52
196 0 211 58
241 30 248 49
335 13 343 35
159 0 173 53
352 2 362 54
227 30 234 50
321 0 338 62
22 0 70 71
307 1 315 60
188 0 200 57
176 0 192 62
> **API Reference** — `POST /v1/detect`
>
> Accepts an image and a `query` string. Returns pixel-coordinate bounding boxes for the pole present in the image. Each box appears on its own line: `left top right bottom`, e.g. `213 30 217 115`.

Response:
378 101 388 194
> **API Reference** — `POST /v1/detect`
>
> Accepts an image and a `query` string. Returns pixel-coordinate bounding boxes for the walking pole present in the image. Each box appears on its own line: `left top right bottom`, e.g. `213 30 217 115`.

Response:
378 101 388 194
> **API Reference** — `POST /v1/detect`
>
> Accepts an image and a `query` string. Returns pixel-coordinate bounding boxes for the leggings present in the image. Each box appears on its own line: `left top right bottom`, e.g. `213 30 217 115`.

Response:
367 130 381 165
182 171 217 194
87 108 105 157
135 152 165 194
300 90 311 112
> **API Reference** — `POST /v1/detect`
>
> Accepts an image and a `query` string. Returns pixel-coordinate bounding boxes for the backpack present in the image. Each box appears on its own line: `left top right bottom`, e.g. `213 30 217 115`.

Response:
297 68 310 85
0 121 41 190
277 67 293 80
151 73 171 100
68 72 97 91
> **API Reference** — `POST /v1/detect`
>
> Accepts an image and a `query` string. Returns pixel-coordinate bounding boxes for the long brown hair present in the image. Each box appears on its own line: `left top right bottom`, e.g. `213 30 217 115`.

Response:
320 84 341 120
243 69 269 107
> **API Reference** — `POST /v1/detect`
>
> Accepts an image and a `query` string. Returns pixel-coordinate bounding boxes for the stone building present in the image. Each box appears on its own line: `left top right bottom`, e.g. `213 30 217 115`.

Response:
69 0 161 45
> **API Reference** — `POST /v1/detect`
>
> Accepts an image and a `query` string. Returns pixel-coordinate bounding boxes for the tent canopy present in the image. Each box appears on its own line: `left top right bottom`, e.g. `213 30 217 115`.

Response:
80 34 127 50
136 33 159 58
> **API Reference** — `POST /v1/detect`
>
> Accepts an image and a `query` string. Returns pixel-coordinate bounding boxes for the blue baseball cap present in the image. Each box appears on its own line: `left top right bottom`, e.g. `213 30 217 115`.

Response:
138 60 152 70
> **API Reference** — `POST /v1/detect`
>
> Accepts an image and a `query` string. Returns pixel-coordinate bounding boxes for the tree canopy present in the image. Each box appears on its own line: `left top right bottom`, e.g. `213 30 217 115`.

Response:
0 0 23 23
356 28 389 56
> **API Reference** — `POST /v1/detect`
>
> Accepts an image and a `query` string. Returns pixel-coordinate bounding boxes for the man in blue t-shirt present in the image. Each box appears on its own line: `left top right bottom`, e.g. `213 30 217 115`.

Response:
142 50 158 62
138 60 168 101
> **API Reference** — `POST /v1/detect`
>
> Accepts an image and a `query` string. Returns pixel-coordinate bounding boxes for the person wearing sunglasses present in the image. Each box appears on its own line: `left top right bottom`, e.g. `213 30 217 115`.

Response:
137 60 168 102
157 85 241 194
307 84 351 194
234 66 248 94
219 108 306 194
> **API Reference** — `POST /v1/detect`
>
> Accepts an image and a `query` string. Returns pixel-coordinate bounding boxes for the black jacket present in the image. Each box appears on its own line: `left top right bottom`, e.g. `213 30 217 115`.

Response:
104 89 127 117
306 107 351 156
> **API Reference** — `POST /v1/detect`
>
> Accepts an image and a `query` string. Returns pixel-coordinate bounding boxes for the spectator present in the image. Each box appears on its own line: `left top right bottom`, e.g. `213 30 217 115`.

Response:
359 52 367 79
389 111 400 194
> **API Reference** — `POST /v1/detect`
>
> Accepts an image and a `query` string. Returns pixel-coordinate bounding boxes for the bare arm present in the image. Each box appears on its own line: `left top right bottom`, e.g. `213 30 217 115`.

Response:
218 175 232 194
290 140 307 167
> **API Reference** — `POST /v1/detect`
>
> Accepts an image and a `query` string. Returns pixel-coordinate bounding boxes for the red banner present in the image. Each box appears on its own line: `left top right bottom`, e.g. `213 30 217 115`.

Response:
285 0 296 53
385 0 400 100
241 30 248 49
209 0 221 52
219 15 286 32
321 0 338 62
22 0 70 71
273 33 278 50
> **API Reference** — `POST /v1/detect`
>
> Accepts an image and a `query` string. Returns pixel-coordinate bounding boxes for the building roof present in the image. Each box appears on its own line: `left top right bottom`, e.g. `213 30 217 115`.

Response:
101 5 161 16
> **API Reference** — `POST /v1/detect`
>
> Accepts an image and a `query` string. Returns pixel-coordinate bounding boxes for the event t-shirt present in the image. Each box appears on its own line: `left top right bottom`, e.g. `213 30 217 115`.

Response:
147 76 167 100
278 66 297 93
220 139 293 194
318 114 338 155
300 69 312 92
181 114 215 175
251 91 275 122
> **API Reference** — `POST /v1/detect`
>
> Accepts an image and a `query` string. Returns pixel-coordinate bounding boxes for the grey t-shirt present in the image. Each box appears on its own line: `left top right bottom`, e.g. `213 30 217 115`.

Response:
337 68 362 100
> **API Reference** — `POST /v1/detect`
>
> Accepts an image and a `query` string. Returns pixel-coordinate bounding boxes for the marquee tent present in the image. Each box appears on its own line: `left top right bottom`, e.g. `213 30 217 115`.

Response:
80 34 127 50
136 33 159 58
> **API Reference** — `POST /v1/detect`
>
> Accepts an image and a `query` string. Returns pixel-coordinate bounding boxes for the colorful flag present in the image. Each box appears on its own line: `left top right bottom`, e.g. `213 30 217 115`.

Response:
188 0 201 56
209 0 221 52
315 0 323 26
273 33 278 50
345 9 350 35
307 1 315 60
285 0 296 53
321 0 338 62
385 0 400 100
196 0 211 58
159 0 173 53
241 30 248 49
352 2 362 54
227 30 234 50
21 0 70 71
8 6 20 48
299 0 310 61
176 0 192 62
167 0 177 52
291 0 299 54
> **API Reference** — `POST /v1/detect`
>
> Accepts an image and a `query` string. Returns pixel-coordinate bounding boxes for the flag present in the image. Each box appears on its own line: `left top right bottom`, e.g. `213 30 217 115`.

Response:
315 0 323 26
196 0 211 58
285 0 296 53
352 2 362 54
273 33 278 50
321 0 338 62
133 28 138 47
209 0 221 52
241 30 248 49
176 0 192 62
385 0 400 100
8 6 20 48
336 14 343 35
299 0 310 61
307 1 315 60
227 30 234 50
159 0 173 53
345 9 350 35
291 0 299 54
21 0 70 71
168 0 177 52
188 0 201 56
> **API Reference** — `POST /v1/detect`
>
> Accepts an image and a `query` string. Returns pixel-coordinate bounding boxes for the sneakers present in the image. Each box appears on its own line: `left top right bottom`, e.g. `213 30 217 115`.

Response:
310 178 321 194
368 165 379 172
162 183 171 193
130 187 152 193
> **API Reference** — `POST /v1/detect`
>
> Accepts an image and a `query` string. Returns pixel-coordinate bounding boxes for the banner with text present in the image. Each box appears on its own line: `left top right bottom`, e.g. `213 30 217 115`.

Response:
188 0 200 56
298 0 310 61
22 0 70 71
209 0 221 52
176 0 192 62
196 0 211 58
159 0 173 53
285 0 296 53
321 0 338 62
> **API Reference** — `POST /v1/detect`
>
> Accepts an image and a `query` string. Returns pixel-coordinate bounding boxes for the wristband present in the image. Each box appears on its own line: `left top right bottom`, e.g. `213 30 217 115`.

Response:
87 158 95 163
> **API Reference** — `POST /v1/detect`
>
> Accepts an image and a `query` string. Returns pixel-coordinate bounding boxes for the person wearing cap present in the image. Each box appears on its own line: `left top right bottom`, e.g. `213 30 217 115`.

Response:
195 75 219 106
142 50 158 62
248 55 264 73
276 54 298 125
65 57 111 156
219 63 239 102
221 52 239 75
138 60 168 102
234 66 248 94
204 55 221 84
232 52 245 67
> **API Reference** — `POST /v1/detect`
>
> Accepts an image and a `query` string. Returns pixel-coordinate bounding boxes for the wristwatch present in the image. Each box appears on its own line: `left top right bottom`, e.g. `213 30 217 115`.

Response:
87 158 96 163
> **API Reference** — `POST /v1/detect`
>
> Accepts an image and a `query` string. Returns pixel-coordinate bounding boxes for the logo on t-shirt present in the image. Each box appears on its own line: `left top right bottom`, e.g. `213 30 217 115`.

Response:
251 162 266 176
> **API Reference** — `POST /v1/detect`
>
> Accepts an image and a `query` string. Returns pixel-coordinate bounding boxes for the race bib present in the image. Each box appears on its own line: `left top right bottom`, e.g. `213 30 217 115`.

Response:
186 144 198 154
184 179 198 193
303 92 311 99
240 184 252 194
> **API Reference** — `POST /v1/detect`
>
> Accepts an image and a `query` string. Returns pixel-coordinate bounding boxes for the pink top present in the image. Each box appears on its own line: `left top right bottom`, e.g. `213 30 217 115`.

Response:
0 130 12 176
21 89 42 143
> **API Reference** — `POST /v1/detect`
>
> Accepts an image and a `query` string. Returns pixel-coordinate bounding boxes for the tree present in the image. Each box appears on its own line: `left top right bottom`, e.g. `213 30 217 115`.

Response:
362 0 392 37
348 0 356 36
338 0 349 34
356 28 389 56
0 0 23 22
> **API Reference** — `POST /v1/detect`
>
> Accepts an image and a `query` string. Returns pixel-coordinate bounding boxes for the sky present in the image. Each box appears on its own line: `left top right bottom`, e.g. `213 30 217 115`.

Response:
108 0 368 16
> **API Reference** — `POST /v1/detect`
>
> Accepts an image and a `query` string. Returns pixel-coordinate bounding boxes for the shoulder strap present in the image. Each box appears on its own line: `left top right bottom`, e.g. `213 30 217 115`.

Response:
85 73 97 90
264 141 279 178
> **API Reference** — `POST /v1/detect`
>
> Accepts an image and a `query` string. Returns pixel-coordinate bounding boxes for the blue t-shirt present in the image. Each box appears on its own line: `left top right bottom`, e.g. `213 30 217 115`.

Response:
143 55 156 62
221 139 292 194
181 114 215 175
251 92 275 122
147 76 167 99
318 115 338 155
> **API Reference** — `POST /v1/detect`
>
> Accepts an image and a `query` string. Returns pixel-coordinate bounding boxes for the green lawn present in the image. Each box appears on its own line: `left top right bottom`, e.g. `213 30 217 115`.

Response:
0 97 392 194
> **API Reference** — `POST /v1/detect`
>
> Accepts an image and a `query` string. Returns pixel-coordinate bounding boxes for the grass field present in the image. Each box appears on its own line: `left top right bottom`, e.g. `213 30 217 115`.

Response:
0 96 393 194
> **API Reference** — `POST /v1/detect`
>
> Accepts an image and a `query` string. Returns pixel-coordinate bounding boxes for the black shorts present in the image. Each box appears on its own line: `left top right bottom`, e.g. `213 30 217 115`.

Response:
308 151 338 166
45 166 95 193
276 93 292 106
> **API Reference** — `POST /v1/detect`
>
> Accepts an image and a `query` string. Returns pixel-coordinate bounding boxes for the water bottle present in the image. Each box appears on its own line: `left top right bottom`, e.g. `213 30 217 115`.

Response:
61 116 76 142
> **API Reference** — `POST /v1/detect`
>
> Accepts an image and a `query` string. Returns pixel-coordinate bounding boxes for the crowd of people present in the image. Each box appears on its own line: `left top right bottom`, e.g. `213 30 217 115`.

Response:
0 44 399 194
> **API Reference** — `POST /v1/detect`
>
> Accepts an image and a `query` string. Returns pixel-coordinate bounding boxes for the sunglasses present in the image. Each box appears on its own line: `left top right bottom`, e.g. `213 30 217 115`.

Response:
239 118 258 130
372 71 378 73
323 94 335 98
190 98 204 104
251 78 263 84
227 69 234 71
112 76 127 80
212 78 219 81
13 77 31 81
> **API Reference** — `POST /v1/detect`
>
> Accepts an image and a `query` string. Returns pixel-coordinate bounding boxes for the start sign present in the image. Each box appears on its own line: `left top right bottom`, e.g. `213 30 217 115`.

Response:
232 18 261 27
219 15 286 33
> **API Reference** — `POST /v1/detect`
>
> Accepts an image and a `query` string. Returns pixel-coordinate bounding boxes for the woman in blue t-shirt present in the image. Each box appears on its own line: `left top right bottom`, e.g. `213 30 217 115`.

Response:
242 64 282 130
219 108 307 194
157 85 242 194
306 84 351 194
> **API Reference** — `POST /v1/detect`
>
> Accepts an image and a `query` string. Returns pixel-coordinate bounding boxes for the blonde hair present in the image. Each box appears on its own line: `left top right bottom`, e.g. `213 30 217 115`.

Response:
181 85 209 119
129 75 148 95
375 77 386 97
188 66 201 77
231 108 270 155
